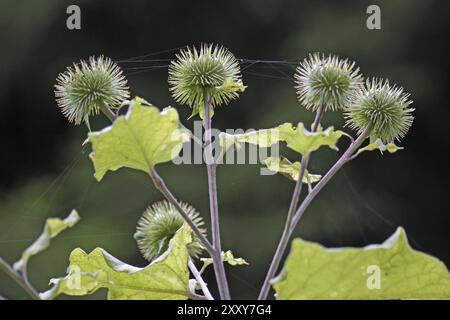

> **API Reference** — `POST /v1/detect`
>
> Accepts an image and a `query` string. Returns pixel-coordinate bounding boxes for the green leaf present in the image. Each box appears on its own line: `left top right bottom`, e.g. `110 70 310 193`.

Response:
354 138 403 158
41 225 192 300
87 97 189 181
264 157 321 184
198 103 214 120
219 127 286 152
213 77 246 102
219 123 345 156
278 123 345 155
187 103 200 120
201 250 249 270
13 210 80 273
273 227 450 300
192 78 246 120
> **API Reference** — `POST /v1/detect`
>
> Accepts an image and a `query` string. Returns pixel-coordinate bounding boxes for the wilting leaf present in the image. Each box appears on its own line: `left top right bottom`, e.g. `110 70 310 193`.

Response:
273 227 450 300
219 127 284 152
354 138 403 158
41 226 192 300
87 97 189 181
13 210 80 273
278 123 345 155
201 250 249 270
264 157 321 183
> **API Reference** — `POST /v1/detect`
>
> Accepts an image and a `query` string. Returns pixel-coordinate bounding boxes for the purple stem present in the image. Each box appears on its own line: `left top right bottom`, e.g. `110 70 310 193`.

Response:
258 122 372 300
203 94 231 300
258 106 324 300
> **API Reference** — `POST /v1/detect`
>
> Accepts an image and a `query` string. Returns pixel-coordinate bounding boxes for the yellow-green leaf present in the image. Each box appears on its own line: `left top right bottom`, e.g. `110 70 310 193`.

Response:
41 225 192 300
219 128 284 152
278 123 345 155
13 210 80 273
198 103 214 120
201 250 249 270
273 227 450 300
354 138 403 158
219 123 345 156
87 97 189 181
264 157 321 184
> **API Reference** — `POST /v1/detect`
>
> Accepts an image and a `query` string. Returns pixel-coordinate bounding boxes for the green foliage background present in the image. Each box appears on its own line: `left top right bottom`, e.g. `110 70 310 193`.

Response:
0 0 449 299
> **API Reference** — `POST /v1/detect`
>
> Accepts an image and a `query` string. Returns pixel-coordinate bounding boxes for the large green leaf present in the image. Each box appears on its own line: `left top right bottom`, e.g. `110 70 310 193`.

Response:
264 157 321 184
87 97 189 181
219 123 345 156
41 226 192 300
273 227 450 300
13 210 80 273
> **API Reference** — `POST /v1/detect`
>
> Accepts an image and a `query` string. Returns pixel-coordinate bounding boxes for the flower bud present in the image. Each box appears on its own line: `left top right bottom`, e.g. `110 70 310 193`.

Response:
55 56 129 125
295 53 362 111
168 44 244 116
134 200 206 261
345 78 414 142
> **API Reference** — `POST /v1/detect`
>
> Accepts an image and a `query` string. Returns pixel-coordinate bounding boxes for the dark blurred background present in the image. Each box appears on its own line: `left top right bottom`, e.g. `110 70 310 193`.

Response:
0 0 449 299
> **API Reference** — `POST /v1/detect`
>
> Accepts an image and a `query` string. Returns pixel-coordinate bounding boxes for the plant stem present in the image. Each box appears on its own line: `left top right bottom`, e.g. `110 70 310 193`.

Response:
203 94 231 300
289 126 372 230
258 126 372 300
98 99 229 298
286 106 325 223
149 168 214 253
258 106 324 300
188 258 214 300
21 265 35 297
99 102 117 123
149 167 232 300
0 257 40 300
97 107 215 253
258 125 372 300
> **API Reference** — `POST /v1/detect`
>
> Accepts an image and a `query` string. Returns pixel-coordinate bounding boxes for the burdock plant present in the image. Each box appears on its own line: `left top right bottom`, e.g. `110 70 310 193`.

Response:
54 55 129 125
169 44 245 118
168 44 245 299
295 53 362 111
4 44 450 302
345 78 414 142
134 200 206 261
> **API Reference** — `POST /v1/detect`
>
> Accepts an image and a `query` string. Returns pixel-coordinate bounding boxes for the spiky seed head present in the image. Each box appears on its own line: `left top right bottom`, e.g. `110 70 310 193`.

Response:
55 56 130 125
168 44 244 110
345 79 414 142
134 200 206 261
295 53 363 111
